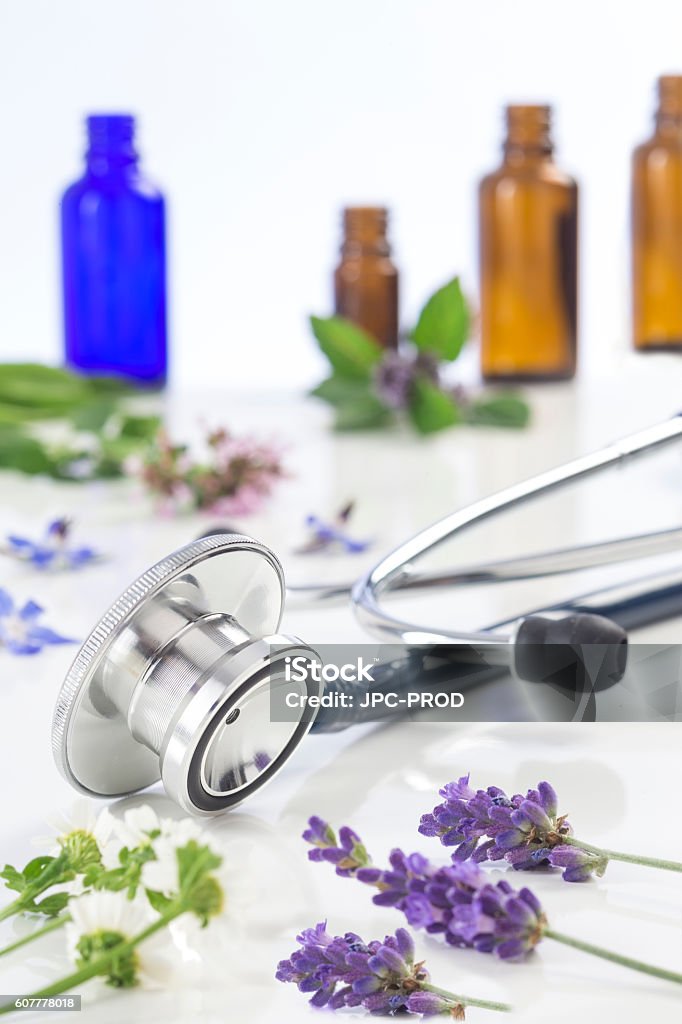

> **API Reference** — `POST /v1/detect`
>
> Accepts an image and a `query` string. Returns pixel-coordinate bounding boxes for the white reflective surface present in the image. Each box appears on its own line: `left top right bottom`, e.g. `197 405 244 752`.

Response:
0 365 681 1022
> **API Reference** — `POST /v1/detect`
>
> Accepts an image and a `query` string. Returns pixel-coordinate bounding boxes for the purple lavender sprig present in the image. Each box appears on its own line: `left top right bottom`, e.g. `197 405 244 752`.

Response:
304 819 546 961
419 775 682 881
276 921 510 1016
303 817 682 986
303 818 372 877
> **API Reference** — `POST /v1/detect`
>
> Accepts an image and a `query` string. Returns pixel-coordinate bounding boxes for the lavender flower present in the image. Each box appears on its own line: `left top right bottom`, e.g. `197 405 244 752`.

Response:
5 518 99 571
303 818 546 961
303 818 371 877
0 589 74 655
302 819 682 988
277 922 509 1016
419 775 607 881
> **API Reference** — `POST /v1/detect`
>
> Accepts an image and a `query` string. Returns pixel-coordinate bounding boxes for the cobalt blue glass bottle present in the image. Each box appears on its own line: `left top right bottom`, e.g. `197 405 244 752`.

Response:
61 115 167 384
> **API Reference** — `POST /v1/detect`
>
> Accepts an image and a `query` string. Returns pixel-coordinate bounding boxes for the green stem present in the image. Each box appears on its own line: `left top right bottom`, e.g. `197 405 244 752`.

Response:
564 836 682 873
0 899 25 926
0 907 186 1016
545 928 682 985
0 916 70 958
422 982 511 1012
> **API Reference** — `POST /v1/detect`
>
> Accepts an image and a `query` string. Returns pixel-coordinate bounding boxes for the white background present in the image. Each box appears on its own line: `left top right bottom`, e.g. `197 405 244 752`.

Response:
2 0 682 388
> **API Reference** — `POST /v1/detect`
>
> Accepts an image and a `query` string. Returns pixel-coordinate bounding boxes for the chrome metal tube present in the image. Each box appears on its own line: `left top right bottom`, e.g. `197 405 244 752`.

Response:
352 416 682 647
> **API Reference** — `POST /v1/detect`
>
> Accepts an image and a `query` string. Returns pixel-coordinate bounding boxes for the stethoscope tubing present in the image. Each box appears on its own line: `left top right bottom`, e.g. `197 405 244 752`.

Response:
352 415 682 648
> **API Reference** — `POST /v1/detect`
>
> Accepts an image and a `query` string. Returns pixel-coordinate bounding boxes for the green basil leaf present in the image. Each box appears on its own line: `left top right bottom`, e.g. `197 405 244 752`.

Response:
310 316 383 379
410 277 470 361
408 378 461 435
311 375 393 430
464 394 530 429
0 429 55 475
0 403 63 425
0 364 91 409
67 398 118 431
118 414 162 440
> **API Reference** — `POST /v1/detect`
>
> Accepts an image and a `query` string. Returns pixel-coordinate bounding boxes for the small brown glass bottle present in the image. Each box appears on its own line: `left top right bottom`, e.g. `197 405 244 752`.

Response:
632 76 682 351
334 207 399 349
479 106 578 381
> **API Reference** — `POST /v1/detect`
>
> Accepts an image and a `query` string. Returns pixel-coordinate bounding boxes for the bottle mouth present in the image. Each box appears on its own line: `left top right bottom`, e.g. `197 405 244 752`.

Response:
343 206 389 236
86 114 136 154
657 76 682 119
504 104 553 154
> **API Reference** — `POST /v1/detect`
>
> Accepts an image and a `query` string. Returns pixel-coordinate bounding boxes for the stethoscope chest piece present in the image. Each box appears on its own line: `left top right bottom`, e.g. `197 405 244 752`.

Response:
52 535 320 815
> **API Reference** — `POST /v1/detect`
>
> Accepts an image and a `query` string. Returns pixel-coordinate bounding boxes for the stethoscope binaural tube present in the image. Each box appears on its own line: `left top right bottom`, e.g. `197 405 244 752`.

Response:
351 415 682 669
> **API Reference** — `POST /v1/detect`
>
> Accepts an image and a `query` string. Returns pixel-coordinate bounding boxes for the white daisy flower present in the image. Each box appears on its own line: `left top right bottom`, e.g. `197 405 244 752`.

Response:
66 891 177 990
34 801 115 858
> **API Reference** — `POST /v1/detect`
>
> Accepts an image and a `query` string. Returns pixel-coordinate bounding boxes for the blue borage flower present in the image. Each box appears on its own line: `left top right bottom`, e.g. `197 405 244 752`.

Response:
0 589 74 655
295 502 371 555
276 922 510 1016
5 518 100 572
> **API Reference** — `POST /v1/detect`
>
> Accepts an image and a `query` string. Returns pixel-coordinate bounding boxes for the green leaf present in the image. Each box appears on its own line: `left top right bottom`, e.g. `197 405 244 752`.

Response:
86 374 136 395
1 864 27 894
464 394 530 429
23 856 56 882
0 428 54 475
0 364 91 410
0 403 63 425
177 841 222 893
32 892 70 917
67 398 118 431
118 414 162 440
410 277 470 361
408 378 461 435
310 316 383 379
146 889 174 914
311 375 393 431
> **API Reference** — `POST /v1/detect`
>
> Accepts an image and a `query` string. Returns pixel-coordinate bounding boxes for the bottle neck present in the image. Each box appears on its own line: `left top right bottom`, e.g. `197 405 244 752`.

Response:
502 105 554 165
341 207 391 257
84 115 139 177
655 76 682 139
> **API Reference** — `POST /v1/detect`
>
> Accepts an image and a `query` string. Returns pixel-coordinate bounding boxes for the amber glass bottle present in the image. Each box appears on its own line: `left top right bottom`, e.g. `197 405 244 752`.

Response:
479 105 578 381
632 76 682 351
334 207 399 349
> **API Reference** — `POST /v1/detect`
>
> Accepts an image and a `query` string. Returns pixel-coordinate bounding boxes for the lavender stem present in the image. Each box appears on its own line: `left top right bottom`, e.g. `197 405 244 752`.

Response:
544 929 682 985
563 836 682 873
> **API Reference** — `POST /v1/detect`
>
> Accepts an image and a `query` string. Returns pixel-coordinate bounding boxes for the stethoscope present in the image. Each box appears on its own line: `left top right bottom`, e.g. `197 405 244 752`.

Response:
52 414 682 815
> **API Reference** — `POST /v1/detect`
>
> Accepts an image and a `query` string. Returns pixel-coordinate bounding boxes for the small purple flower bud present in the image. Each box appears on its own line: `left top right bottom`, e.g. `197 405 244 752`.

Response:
548 844 607 881
407 990 459 1015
